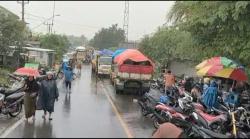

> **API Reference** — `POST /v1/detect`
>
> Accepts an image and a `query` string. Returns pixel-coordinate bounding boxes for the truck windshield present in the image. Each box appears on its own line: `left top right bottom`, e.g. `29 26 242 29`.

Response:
99 57 112 65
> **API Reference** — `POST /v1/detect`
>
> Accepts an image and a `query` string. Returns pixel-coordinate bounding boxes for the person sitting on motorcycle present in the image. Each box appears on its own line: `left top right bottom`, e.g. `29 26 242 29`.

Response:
184 76 194 93
164 70 176 94
201 80 218 109
203 77 210 93
61 61 68 73
224 87 239 107
191 84 202 103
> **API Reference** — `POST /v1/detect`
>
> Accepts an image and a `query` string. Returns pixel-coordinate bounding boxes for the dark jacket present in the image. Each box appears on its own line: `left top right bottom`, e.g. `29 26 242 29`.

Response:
24 79 39 93
39 78 59 112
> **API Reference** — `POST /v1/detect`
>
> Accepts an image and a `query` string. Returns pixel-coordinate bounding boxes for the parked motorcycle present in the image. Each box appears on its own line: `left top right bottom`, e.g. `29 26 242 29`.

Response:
138 89 164 116
150 77 165 93
0 74 25 117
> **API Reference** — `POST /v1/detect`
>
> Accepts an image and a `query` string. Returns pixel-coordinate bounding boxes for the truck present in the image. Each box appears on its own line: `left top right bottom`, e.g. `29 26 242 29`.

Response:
110 49 154 95
75 46 87 62
92 53 112 77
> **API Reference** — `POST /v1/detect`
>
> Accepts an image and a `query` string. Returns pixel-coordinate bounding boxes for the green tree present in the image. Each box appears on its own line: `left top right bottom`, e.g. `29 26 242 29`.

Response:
89 24 125 49
40 34 70 61
139 26 196 66
168 1 250 65
0 6 26 55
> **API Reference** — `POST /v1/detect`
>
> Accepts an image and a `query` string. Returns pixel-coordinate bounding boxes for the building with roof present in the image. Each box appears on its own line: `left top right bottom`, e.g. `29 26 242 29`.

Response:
7 46 55 68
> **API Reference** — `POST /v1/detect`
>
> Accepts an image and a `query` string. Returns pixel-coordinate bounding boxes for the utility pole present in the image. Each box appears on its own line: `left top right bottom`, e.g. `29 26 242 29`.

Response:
51 1 56 34
17 0 29 68
44 22 52 34
123 1 129 42
17 0 29 22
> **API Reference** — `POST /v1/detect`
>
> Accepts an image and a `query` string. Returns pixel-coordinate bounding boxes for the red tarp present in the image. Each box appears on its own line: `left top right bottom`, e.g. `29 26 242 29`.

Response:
114 49 155 74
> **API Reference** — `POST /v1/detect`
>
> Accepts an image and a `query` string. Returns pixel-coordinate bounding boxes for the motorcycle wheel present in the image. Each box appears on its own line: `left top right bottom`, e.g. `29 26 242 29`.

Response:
9 102 22 117
153 116 162 129
140 103 149 116
237 131 249 138
151 84 157 89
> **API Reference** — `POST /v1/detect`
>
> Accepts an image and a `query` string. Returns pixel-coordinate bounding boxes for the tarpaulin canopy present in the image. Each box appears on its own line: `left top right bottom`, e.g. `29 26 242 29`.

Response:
112 48 127 60
99 49 114 56
114 49 155 67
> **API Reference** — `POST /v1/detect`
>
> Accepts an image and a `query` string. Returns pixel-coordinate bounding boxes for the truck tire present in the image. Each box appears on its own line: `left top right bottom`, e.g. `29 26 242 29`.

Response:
114 83 120 94
115 87 120 94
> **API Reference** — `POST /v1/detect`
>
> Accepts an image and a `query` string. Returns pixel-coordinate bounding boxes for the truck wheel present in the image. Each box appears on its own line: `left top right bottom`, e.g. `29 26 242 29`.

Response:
115 88 120 94
114 84 120 94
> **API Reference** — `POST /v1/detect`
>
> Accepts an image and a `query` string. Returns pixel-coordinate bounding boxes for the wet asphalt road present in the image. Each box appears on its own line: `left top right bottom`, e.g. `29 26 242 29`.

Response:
5 65 155 138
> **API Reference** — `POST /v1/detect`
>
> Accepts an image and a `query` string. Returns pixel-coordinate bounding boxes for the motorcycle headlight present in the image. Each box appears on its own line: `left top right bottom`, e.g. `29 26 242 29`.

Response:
0 93 4 101
0 93 4 107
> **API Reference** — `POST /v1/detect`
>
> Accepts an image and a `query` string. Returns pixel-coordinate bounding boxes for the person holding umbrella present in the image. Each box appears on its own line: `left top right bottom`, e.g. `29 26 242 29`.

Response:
24 75 39 121
14 67 40 121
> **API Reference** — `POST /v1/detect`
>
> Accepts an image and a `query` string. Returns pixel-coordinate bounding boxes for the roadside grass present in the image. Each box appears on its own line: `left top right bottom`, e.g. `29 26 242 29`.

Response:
0 68 13 86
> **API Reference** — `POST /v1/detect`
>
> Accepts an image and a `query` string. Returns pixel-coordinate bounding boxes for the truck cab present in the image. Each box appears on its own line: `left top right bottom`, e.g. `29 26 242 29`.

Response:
97 56 112 76
92 54 112 77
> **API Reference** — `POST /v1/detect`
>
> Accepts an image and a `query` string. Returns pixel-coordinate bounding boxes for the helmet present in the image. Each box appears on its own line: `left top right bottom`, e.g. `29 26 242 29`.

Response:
204 77 210 84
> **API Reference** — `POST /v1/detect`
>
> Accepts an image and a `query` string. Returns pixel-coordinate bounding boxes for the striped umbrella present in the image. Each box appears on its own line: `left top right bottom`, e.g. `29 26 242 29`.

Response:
196 56 239 70
197 65 248 81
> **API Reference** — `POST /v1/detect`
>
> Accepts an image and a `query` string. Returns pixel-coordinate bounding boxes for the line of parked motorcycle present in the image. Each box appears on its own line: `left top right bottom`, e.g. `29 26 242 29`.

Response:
138 77 250 138
0 70 59 118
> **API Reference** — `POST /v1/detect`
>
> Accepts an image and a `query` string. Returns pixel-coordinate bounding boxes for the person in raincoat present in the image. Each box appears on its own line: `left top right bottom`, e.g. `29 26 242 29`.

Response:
24 75 39 121
40 71 59 120
64 66 74 91
201 80 218 109
203 77 210 93
224 88 239 106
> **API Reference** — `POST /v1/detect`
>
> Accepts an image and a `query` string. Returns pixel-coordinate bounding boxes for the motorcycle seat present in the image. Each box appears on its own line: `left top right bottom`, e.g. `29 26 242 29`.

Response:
155 104 176 113
5 92 24 101
198 110 227 125
3 88 20 95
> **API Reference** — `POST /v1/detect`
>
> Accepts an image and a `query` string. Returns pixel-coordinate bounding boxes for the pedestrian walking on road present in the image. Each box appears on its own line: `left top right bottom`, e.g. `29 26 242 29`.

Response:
40 72 59 120
76 60 82 76
24 75 39 121
64 66 74 92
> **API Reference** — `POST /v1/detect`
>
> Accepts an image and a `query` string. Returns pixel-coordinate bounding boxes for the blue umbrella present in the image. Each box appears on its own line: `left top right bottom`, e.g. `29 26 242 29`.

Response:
112 48 127 59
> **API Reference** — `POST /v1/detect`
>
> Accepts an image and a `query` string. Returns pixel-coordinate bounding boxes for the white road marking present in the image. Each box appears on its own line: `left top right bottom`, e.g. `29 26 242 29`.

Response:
0 116 24 138
100 83 133 138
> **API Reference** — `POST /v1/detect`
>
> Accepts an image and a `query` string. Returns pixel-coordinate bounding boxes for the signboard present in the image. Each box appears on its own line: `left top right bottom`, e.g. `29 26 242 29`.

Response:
24 63 39 70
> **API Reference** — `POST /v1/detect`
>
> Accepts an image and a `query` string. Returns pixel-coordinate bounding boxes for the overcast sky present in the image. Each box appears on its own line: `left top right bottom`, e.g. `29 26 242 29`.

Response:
0 1 174 41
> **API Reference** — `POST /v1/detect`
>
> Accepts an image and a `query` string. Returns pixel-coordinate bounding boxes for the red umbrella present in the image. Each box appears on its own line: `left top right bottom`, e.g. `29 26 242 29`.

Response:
14 67 40 77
